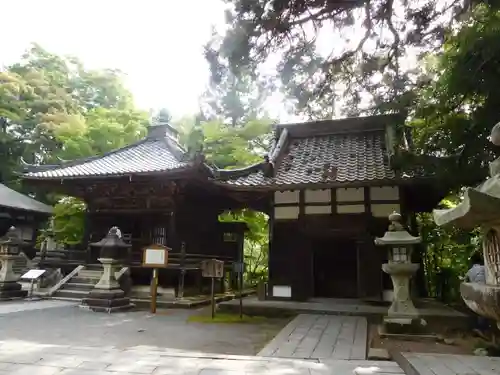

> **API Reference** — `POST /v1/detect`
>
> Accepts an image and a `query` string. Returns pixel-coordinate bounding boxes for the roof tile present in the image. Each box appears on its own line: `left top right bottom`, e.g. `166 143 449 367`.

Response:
0 184 53 214
24 138 189 179
220 130 396 187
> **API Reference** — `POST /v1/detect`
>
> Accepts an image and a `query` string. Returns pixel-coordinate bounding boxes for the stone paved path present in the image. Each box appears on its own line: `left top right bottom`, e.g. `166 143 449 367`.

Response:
0 341 404 374
398 352 500 375
0 301 401 374
258 314 367 360
0 299 74 315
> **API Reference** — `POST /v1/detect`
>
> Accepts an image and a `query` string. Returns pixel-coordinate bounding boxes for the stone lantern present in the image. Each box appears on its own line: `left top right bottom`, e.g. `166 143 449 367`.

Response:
433 122 500 330
375 212 421 320
0 226 28 299
81 227 133 312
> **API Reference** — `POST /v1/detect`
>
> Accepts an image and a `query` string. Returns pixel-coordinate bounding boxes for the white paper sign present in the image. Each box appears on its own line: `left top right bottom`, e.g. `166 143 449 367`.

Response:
144 248 166 266
21 269 46 280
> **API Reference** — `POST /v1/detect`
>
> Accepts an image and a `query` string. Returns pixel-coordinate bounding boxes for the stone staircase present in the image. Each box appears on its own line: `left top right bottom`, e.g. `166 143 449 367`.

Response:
52 264 103 301
13 252 35 276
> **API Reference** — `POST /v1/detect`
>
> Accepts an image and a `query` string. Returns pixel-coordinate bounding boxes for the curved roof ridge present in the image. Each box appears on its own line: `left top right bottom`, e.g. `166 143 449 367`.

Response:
0 183 53 214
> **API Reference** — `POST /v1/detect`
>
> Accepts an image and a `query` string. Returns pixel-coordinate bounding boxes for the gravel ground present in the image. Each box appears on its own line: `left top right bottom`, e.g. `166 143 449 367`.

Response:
0 300 286 355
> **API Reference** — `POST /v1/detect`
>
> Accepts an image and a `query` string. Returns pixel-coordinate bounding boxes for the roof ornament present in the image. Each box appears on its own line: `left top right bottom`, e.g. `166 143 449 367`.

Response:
262 155 274 178
147 109 179 141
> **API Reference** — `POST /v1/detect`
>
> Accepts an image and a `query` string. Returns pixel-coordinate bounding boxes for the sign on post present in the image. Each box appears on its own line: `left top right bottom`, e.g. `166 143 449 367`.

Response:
201 259 224 319
142 244 170 314
21 269 46 300
142 244 170 268
201 259 224 278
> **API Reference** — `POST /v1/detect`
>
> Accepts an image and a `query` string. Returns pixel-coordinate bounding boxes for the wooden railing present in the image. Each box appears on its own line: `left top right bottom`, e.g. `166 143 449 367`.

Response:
36 247 236 270
130 252 236 269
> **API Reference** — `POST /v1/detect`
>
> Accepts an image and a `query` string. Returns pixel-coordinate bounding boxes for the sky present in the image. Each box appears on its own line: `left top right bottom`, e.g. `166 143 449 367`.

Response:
1 0 228 120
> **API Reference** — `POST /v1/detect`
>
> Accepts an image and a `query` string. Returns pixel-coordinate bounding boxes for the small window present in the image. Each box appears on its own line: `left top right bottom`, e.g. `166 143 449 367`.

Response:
223 233 237 242
393 247 408 262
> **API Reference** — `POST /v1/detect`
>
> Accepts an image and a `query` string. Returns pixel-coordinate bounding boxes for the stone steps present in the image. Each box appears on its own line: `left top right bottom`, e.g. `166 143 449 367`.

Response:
52 266 103 301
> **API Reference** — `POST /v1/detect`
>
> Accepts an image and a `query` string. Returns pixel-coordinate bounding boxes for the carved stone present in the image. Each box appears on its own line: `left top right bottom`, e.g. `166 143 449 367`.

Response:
382 263 419 318
375 213 421 325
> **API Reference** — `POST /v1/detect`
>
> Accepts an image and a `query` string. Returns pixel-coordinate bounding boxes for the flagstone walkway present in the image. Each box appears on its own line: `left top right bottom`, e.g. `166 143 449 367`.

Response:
0 341 403 374
258 314 368 360
396 352 500 375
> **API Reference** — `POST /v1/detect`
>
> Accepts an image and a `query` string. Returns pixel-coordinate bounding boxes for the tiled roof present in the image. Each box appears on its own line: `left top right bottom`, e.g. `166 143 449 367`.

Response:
0 184 53 214
23 137 190 179
218 130 396 188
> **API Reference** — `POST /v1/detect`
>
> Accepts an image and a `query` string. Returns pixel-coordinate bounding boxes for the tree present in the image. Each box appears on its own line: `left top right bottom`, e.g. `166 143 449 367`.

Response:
209 0 478 118
0 44 149 244
409 4 500 189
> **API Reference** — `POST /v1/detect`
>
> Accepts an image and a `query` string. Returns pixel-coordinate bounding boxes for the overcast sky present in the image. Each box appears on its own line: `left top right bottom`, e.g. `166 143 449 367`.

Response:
1 0 229 119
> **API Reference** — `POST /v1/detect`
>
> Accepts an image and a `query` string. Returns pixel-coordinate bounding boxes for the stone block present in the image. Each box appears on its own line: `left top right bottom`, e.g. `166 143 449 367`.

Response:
367 348 391 361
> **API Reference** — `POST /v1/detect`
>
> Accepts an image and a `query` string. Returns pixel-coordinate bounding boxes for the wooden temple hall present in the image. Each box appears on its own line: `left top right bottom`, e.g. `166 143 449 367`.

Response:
20 114 444 301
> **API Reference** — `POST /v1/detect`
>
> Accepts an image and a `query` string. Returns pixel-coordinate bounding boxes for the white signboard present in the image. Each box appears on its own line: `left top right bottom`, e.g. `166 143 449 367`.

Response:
21 269 46 280
142 245 169 268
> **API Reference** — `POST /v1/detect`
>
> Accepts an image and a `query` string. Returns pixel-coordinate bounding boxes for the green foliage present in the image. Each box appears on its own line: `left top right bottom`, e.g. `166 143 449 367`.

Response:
51 197 86 245
209 0 473 117
219 209 269 284
0 43 148 243
408 4 500 300
201 119 271 168
410 5 500 189
419 212 480 302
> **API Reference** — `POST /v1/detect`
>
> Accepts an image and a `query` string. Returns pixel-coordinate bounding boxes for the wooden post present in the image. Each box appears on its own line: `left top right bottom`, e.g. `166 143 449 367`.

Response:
151 268 159 314
211 276 215 319
238 234 244 319
178 242 186 298
201 259 223 320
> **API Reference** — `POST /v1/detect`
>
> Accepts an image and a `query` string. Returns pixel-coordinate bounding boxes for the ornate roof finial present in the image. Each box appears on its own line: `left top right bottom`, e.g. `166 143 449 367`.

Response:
388 211 404 231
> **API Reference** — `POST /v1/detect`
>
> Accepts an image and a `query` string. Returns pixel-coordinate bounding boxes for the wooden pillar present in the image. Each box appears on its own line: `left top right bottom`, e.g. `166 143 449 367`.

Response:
177 241 186 298
410 213 427 298
83 210 92 264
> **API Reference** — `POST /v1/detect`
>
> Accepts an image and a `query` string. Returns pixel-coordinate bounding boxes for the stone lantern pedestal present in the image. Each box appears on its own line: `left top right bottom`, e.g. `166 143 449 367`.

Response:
81 227 134 313
0 227 27 300
382 262 419 319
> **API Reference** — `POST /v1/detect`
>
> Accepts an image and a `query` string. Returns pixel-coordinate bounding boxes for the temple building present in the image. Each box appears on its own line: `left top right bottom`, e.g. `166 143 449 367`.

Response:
20 114 444 302
214 114 444 301
0 183 53 257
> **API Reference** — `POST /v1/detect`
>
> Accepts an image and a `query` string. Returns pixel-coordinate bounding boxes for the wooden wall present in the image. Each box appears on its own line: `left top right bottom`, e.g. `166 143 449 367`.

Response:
268 184 410 301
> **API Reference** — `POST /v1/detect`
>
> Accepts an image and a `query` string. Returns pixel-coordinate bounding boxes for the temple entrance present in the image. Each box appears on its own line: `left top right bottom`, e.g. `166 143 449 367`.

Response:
313 237 358 298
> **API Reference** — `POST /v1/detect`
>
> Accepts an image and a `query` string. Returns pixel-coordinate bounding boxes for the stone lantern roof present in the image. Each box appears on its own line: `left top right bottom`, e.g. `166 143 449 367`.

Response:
375 212 421 246
0 226 27 247
90 227 130 249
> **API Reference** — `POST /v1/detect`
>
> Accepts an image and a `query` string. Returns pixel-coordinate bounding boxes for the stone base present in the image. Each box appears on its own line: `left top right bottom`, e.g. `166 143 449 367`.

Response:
0 290 27 300
0 282 27 300
460 282 500 328
81 288 134 313
381 317 428 335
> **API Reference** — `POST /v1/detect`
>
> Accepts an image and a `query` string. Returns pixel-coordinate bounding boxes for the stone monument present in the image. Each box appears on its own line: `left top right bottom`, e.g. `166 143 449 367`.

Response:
375 212 422 327
433 123 500 330
0 227 28 300
81 227 134 313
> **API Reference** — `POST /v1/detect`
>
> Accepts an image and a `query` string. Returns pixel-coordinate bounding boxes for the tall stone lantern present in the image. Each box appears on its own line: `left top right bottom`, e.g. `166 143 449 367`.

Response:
0 226 28 300
375 212 421 321
434 122 500 330
81 227 133 312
